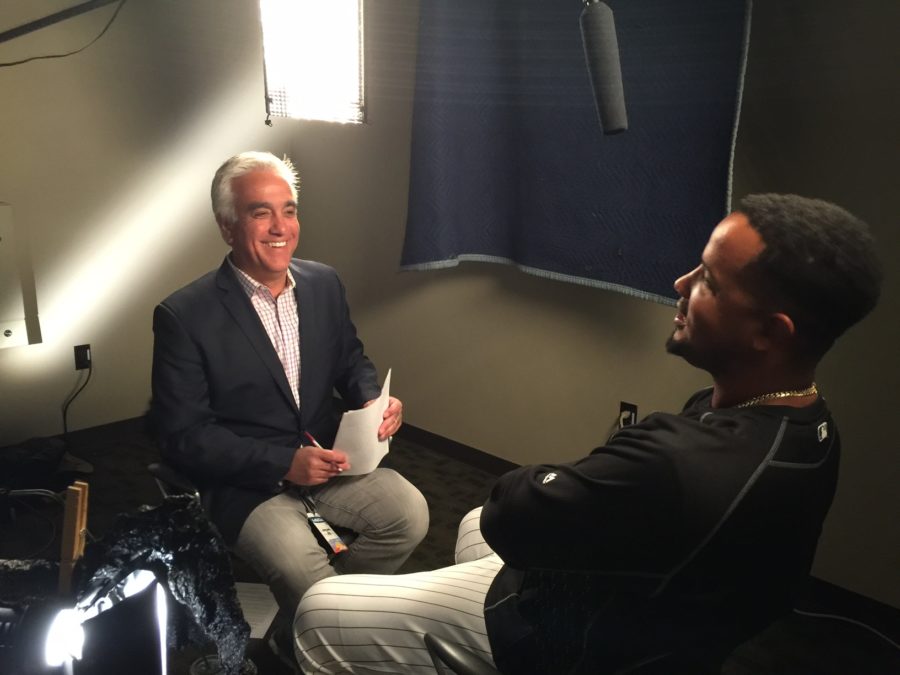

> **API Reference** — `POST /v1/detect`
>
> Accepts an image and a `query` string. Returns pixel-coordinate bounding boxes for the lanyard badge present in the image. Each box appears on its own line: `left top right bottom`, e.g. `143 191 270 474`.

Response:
299 493 348 556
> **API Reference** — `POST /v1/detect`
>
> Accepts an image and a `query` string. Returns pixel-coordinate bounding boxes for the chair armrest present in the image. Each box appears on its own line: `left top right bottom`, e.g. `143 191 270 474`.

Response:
424 633 500 675
148 462 200 500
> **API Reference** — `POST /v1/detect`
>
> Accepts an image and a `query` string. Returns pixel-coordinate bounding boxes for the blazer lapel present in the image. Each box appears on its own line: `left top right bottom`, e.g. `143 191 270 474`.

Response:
292 261 317 426
215 260 300 415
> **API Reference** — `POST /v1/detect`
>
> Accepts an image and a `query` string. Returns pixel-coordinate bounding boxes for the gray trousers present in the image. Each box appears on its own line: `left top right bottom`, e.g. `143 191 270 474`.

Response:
234 467 429 615
294 507 500 674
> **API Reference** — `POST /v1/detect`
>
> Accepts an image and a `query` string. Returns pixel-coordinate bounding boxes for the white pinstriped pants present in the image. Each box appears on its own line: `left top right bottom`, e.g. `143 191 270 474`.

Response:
293 507 501 674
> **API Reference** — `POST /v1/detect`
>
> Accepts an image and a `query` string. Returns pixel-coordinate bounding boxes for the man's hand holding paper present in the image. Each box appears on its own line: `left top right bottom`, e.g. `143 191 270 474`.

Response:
334 369 397 475
370 395 403 441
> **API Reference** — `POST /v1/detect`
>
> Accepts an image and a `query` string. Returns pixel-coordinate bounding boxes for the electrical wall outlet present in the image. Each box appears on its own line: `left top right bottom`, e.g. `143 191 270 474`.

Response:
74 344 92 370
619 401 637 428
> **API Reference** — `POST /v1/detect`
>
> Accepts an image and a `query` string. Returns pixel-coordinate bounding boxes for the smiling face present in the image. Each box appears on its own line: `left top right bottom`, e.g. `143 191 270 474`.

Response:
218 170 299 294
665 212 767 376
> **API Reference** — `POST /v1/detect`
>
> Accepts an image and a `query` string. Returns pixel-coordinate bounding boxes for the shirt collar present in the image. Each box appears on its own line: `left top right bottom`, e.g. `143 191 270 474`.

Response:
227 256 296 297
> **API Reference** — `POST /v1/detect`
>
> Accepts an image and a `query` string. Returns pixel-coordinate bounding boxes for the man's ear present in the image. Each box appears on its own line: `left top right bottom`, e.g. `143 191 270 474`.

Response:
754 312 795 351
217 218 234 246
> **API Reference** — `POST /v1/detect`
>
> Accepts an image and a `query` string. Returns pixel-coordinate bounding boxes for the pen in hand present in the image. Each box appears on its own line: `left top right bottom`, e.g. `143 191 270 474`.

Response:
304 431 342 473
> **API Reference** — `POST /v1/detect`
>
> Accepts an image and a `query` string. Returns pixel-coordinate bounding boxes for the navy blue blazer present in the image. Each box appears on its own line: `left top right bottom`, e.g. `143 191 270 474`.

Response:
150 257 381 543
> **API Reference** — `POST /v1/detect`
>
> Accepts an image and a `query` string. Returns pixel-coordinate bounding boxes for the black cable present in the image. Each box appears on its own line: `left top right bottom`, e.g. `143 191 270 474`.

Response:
10 496 59 559
62 363 93 437
2 490 95 559
6 488 65 504
793 607 900 652
2 490 65 559
0 0 128 69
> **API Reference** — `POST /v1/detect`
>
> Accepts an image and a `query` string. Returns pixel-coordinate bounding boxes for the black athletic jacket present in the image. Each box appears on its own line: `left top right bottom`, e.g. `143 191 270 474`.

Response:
482 389 839 674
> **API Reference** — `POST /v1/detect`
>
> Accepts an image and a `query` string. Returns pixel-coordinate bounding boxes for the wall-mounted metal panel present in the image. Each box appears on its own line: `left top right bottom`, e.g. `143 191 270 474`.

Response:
0 204 29 349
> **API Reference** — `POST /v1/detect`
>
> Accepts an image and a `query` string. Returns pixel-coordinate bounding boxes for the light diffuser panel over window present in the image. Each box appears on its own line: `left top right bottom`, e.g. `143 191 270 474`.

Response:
259 0 365 124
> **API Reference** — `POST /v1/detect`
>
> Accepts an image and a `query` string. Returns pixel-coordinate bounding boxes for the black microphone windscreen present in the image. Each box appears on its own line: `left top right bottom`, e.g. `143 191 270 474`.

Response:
580 1 627 134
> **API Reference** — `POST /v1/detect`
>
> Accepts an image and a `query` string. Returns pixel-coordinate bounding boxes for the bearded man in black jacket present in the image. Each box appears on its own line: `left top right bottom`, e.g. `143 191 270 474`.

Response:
292 194 882 675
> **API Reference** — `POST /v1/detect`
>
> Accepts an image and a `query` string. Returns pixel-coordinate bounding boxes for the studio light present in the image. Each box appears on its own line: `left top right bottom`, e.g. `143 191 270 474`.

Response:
1 570 167 675
43 608 84 667
259 0 365 123
1 596 74 674
3 498 248 675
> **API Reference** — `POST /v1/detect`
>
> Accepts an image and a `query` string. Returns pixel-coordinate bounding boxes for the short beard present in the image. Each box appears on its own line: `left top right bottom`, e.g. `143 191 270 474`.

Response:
665 332 684 356
665 332 702 370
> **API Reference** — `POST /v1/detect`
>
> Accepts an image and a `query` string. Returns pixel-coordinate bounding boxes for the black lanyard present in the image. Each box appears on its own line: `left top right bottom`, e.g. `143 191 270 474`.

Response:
298 490 348 556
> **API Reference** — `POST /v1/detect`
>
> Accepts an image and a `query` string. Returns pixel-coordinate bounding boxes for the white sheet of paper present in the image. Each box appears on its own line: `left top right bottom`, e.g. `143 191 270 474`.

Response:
333 369 391 475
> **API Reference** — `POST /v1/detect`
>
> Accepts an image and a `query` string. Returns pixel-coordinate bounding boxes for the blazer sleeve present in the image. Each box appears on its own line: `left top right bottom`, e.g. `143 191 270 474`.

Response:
150 301 295 491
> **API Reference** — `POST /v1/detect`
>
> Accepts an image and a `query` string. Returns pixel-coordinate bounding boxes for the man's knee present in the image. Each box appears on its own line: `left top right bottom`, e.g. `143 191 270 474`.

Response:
404 486 430 547
235 496 337 611
382 469 429 546
271 554 338 610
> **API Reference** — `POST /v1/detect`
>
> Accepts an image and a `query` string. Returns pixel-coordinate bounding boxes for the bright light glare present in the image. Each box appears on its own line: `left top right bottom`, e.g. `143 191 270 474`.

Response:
122 569 156 599
156 582 168 675
44 608 84 667
44 574 168 671
260 0 364 123
5 63 269 382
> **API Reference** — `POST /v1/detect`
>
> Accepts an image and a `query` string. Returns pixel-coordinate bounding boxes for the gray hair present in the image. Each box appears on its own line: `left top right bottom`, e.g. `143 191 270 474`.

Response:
211 151 299 225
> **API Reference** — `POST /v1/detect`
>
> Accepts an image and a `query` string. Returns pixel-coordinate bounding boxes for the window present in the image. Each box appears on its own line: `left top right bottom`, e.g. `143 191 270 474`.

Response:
259 0 365 124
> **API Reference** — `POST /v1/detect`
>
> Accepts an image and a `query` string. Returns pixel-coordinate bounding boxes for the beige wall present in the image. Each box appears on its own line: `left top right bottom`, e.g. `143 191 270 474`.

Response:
0 1 895 608
732 1 900 610
0 0 292 439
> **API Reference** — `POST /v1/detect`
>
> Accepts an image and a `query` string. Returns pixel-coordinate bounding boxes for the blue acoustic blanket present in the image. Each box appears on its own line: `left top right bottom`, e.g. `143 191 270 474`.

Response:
401 0 751 304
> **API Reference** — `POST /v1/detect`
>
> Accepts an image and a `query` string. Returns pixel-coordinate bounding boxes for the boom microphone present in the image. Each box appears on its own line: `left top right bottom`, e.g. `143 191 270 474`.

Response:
580 0 628 134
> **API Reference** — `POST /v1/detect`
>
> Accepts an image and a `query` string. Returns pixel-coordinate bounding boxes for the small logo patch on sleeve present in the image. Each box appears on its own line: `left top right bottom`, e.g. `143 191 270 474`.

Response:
817 422 828 442
542 472 558 485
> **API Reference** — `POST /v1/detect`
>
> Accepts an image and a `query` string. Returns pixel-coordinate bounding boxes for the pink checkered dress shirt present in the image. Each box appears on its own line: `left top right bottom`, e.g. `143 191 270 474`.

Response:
228 259 301 407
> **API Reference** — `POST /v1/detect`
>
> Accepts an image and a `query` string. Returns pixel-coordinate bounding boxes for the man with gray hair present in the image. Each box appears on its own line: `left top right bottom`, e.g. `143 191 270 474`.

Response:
150 151 428 664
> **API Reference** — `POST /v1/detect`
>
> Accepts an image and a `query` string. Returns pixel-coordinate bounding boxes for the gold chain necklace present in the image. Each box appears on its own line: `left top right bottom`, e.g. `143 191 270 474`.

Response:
735 383 818 409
